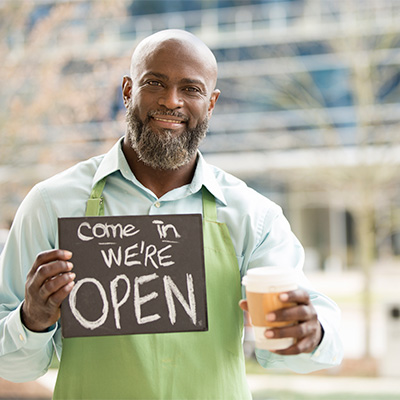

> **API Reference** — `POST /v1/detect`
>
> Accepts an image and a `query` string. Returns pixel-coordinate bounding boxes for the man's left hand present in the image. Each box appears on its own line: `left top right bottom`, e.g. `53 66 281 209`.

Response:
239 289 323 355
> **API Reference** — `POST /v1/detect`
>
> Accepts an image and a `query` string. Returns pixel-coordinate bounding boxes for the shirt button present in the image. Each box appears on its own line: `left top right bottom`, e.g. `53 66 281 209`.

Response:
154 202 161 208
19 334 24 342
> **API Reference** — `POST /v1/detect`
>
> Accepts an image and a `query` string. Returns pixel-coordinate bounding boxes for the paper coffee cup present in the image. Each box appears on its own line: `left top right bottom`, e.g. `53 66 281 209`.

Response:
242 267 298 351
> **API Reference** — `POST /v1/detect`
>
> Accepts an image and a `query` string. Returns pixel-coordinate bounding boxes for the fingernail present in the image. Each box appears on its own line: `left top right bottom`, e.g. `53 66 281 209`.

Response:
265 330 274 338
67 262 74 270
279 293 289 301
266 313 276 321
64 250 73 258
69 273 76 280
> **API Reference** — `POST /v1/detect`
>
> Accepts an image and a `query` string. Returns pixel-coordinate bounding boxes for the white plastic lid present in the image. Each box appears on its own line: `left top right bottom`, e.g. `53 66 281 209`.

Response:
242 266 297 292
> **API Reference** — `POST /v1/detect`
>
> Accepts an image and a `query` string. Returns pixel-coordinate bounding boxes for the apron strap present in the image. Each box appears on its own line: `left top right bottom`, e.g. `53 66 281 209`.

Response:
202 186 217 222
85 177 107 217
85 180 217 222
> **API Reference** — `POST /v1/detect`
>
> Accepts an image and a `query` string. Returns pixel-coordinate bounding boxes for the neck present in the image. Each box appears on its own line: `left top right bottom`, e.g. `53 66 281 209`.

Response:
122 138 197 198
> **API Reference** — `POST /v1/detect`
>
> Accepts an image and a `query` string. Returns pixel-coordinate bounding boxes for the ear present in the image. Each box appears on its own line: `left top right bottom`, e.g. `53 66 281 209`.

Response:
207 89 220 118
122 76 133 108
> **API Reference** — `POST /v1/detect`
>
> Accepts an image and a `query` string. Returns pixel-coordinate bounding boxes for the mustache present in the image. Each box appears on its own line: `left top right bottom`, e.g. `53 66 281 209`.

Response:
147 109 189 122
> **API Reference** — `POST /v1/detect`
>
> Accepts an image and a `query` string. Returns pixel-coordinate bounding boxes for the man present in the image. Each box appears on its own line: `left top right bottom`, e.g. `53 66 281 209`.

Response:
0 30 342 399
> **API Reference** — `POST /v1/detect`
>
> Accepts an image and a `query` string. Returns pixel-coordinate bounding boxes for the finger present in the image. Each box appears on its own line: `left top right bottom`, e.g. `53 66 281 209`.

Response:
266 318 321 355
269 304 316 324
239 299 248 312
271 334 317 355
33 260 74 290
39 271 76 301
279 288 310 305
47 280 75 308
266 321 315 341
30 249 73 274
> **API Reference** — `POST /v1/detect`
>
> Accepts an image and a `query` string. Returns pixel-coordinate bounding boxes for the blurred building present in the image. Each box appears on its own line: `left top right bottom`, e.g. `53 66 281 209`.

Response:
1 0 400 270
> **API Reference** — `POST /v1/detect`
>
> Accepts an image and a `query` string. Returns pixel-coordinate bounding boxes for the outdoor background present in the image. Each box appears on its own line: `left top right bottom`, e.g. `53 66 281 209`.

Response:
1 0 400 399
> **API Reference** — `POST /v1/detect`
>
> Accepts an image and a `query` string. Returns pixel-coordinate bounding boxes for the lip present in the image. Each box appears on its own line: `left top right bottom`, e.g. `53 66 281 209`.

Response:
151 116 186 130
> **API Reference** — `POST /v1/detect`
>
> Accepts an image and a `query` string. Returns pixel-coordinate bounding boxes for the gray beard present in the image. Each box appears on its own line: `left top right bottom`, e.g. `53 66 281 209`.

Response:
125 104 209 170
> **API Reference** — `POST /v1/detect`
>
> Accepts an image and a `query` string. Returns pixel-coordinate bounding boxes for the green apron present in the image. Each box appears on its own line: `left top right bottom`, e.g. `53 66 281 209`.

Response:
53 179 251 399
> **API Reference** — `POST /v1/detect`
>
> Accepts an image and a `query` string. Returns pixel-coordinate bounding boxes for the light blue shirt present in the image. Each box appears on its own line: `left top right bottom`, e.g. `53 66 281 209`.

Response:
0 138 342 382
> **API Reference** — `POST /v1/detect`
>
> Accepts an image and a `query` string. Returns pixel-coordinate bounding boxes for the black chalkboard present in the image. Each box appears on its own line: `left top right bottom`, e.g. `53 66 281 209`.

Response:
58 214 207 338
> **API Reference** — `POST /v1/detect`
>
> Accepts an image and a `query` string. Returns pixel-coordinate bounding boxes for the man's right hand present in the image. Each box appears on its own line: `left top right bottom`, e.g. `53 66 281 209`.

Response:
21 250 75 332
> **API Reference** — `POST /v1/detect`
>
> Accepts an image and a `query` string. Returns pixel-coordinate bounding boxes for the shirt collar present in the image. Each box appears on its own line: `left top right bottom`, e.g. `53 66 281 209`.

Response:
92 137 134 187
92 137 227 206
190 152 227 206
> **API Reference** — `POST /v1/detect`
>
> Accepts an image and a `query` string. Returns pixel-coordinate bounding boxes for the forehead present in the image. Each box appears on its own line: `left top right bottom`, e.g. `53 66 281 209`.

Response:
131 39 216 90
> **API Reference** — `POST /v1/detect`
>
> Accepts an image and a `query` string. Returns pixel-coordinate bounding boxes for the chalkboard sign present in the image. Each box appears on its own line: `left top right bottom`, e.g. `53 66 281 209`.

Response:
58 214 207 338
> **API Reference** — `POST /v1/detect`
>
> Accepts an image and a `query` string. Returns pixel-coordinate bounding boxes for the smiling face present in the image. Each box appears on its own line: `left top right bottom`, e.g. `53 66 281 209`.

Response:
123 30 220 170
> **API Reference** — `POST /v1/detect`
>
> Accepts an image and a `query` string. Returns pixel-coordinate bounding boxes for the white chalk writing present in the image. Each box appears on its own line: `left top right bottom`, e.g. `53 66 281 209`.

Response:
110 274 131 329
77 222 140 241
163 274 196 325
134 273 161 325
99 241 174 269
69 273 198 330
69 278 109 330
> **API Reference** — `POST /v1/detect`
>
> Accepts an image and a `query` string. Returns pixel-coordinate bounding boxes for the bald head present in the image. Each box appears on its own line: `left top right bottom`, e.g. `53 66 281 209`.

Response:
130 29 218 92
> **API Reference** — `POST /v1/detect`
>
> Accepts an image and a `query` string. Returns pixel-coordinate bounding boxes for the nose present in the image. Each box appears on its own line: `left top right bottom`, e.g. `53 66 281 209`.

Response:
158 87 183 110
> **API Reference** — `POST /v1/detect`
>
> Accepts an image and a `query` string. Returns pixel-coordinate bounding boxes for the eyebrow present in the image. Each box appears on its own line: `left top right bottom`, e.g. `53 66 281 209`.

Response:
145 71 168 81
180 78 207 90
144 72 207 91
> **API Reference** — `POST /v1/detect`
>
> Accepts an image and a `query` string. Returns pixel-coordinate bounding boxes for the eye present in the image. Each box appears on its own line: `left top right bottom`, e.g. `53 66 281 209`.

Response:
184 86 201 93
146 80 163 87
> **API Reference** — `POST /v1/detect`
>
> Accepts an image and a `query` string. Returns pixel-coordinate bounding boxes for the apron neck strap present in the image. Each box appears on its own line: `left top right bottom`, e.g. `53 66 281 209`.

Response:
86 177 107 217
201 186 217 222
85 179 218 221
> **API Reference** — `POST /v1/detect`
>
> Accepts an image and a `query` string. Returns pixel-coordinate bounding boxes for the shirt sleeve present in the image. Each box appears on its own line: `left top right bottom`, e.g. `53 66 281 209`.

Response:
245 203 343 372
0 185 60 382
